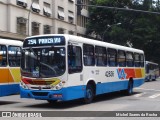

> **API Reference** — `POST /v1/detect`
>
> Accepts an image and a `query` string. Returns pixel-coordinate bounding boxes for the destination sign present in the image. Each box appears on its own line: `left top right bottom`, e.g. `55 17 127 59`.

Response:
23 36 65 47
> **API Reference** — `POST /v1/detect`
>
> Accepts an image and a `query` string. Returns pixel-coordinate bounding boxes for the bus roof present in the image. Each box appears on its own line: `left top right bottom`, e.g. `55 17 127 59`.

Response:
25 34 144 54
0 38 23 46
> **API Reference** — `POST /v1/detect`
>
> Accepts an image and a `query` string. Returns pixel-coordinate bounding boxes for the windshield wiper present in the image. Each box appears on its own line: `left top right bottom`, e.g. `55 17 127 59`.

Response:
29 47 38 57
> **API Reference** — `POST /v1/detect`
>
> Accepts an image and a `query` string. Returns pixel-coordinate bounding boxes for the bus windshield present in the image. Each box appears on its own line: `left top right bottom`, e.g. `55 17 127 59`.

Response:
21 47 65 78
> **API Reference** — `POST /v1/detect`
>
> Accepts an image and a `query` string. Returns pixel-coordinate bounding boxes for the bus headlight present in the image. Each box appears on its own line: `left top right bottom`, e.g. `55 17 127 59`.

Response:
20 81 28 89
51 81 64 90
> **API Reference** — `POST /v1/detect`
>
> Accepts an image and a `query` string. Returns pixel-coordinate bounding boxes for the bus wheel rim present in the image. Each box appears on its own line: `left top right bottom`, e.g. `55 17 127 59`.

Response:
87 89 92 98
129 83 133 94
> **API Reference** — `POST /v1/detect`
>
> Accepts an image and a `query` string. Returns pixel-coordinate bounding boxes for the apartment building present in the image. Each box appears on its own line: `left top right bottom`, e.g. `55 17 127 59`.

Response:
77 0 89 37
0 0 89 40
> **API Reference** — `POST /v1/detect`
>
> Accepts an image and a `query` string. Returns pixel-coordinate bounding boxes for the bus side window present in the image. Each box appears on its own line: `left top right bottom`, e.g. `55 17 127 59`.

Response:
68 45 82 74
83 44 95 66
126 52 134 67
95 46 107 66
8 46 21 67
140 54 144 67
0 45 7 67
117 50 126 67
108 48 117 67
134 53 140 67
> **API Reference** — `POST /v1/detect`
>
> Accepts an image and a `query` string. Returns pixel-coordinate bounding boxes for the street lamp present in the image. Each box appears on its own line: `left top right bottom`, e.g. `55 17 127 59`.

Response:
28 0 35 36
102 22 121 41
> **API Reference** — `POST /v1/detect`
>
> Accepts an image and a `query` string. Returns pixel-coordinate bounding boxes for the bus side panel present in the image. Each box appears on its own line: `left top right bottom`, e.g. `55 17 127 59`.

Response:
62 85 86 100
0 84 19 97
0 68 9 83
9 68 21 83
96 78 144 95
96 81 128 95
133 79 145 87
0 68 20 97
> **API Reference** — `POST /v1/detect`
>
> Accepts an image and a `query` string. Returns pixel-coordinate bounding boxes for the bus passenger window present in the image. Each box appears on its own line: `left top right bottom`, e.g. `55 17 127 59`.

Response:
83 44 95 66
95 46 107 66
134 53 140 67
140 54 144 67
68 45 82 74
0 45 7 67
117 50 126 67
126 52 134 67
108 48 117 67
8 46 21 67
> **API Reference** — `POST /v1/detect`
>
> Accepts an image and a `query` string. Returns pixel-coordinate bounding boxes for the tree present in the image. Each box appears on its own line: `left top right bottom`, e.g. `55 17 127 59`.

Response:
86 0 160 65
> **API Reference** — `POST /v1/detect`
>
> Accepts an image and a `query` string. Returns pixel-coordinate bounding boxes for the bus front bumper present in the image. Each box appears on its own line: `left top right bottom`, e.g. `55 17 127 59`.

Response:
20 87 66 101
20 86 86 101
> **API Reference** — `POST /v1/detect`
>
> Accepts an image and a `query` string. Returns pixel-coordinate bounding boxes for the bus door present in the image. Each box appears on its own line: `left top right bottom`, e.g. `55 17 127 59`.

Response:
67 43 84 99
8 46 21 82
7 46 21 94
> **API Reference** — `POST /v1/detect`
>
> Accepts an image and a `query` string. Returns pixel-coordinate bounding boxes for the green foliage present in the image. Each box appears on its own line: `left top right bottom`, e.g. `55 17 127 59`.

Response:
86 0 160 65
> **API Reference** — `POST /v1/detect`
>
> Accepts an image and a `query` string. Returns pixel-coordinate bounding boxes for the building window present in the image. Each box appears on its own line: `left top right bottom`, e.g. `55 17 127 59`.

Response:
68 11 74 23
58 7 65 20
17 0 27 8
43 2 51 17
32 0 40 13
44 25 51 34
58 28 65 34
32 22 40 36
0 45 7 67
81 0 89 10
17 17 27 35
68 0 74 3
68 30 74 35
83 44 95 66
8 46 21 67
77 16 88 28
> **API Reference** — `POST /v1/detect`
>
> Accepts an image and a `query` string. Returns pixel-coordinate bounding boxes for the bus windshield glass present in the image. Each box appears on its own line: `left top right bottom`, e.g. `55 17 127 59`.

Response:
21 47 65 78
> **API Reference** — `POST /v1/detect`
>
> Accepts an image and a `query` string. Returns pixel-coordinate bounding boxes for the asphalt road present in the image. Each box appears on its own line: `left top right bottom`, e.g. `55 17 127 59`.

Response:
0 78 160 120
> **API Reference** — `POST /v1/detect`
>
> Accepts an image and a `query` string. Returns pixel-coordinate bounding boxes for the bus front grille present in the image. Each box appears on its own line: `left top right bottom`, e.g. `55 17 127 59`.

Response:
32 92 49 96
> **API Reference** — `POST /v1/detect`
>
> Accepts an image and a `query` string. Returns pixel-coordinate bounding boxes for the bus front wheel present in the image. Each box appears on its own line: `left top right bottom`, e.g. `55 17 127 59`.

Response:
84 85 94 104
125 80 133 95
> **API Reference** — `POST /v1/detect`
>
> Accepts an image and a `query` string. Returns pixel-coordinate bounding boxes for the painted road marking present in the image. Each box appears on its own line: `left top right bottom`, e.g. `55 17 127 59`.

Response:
134 92 146 97
135 88 160 92
149 94 160 99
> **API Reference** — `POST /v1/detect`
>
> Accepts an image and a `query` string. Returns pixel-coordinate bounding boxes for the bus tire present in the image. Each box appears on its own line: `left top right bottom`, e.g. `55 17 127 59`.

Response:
153 76 157 81
84 84 94 104
125 80 133 95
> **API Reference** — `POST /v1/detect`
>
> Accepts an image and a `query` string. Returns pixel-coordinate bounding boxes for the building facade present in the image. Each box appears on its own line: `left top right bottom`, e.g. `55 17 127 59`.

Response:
0 0 89 40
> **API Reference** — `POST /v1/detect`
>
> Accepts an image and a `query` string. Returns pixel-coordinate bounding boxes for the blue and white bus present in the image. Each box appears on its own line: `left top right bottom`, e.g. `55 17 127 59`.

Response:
145 61 159 81
20 34 145 103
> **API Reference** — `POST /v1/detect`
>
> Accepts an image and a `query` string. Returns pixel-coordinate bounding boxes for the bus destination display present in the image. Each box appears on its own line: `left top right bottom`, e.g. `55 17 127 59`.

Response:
23 36 65 47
